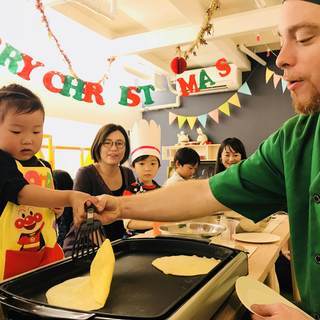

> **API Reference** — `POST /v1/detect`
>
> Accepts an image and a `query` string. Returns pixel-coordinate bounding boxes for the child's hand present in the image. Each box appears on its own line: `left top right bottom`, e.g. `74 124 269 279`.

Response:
53 207 64 218
69 191 100 227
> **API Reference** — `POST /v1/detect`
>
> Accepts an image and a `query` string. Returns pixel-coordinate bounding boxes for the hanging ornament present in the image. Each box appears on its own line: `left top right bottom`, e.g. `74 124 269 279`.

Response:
256 33 261 42
170 56 187 74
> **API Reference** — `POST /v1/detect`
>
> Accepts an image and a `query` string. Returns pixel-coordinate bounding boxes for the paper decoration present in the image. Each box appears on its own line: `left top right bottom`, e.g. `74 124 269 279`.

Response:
228 93 241 107
168 85 250 129
170 57 187 74
265 68 274 83
265 67 287 93
208 110 219 124
281 79 287 93
168 65 290 130
218 102 230 116
197 114 208 127
178 116 187 128
186 117 197 130
238 82 252 95
0 40 106 105
169 112 177 124
273 74 281 88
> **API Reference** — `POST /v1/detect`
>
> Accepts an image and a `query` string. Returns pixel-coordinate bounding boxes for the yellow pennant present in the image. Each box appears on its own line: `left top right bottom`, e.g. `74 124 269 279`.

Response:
218 102 230 116
228 93 241 107
178 116 187 128
186 116 197 129
265 68 274 83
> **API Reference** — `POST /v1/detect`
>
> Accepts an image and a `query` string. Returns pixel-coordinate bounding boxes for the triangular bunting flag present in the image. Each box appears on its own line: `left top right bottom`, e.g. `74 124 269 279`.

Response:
281 78 287 93
208 109 219 124
197 114 207 128
186 116 197 130
238 82 252 95
169 112 177 125
219 102 231 116
265 67 274 83
228 93 241 108
273 74 281 88
177 115 187 128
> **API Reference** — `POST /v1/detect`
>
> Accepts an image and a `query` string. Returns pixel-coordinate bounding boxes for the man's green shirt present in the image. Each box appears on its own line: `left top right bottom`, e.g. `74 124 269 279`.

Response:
210 113 320 317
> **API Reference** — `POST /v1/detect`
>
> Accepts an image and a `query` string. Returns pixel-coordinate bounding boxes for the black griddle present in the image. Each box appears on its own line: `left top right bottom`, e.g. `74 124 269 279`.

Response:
0 237 247 320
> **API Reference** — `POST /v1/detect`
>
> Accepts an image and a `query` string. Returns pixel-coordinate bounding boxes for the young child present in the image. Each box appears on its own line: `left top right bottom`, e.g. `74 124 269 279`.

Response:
164 147 200 186
123 119 161 232
0 83 95 280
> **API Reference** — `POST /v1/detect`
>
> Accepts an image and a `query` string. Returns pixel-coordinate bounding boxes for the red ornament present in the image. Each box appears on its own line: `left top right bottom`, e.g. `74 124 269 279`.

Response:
170 57 187 74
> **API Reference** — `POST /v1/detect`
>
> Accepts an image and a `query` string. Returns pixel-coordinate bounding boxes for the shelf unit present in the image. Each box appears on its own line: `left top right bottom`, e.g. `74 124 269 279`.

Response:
162 144 220 162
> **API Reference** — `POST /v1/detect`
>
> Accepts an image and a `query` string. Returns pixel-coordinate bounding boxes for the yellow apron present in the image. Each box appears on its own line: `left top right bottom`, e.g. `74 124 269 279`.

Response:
0 160 64 280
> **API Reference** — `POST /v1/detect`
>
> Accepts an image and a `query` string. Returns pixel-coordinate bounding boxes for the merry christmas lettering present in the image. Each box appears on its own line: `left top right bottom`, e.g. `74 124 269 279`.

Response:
0 41 230 107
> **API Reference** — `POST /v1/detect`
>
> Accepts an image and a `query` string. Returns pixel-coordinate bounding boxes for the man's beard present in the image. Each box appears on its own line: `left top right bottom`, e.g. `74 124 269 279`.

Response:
291 86 320 115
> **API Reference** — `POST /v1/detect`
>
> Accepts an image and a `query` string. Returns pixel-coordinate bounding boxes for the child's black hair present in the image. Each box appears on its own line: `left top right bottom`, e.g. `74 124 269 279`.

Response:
174 147 200 167
132 155 161 167
0 83 44 122
53 170 74 190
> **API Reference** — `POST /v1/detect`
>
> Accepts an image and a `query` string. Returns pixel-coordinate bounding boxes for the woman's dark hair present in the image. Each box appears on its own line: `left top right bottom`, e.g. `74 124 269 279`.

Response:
91 123 130 164
174 147 200 167
0 83 44 122
132 155 161 168
215 137 247 174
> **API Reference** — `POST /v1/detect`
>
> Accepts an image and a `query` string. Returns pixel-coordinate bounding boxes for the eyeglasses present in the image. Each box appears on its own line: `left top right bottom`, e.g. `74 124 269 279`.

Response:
102 139 126 150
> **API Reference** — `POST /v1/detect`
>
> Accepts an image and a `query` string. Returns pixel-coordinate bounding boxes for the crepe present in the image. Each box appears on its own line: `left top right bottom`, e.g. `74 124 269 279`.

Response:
152 255 220 276
46 239 115 311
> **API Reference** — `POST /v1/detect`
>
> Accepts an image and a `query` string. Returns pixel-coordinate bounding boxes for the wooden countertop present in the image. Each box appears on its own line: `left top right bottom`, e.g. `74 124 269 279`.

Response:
212 215 290 320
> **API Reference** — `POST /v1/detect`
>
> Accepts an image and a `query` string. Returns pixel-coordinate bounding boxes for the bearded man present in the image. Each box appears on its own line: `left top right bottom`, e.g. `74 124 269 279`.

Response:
95 1 320 318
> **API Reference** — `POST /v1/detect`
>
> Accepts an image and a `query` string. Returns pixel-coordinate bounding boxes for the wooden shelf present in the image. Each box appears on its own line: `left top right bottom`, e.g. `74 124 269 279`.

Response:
162 144 220 162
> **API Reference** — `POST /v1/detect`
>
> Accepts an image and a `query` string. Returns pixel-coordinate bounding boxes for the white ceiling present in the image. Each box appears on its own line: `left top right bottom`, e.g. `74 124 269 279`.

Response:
45 0 282 77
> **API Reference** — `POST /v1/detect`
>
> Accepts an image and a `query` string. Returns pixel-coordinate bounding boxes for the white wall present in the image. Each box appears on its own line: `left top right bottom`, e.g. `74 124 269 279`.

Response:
43 117 101 177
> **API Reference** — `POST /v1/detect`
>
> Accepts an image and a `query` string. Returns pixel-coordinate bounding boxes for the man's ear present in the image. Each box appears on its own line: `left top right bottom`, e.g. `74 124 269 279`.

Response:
175 160 181 168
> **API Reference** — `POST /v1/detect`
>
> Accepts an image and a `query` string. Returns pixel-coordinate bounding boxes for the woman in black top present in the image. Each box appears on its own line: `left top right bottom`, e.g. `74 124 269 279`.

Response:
63 124 135 255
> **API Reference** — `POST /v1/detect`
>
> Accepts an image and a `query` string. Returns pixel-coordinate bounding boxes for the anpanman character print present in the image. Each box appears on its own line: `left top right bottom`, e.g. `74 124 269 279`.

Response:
0 161 63 280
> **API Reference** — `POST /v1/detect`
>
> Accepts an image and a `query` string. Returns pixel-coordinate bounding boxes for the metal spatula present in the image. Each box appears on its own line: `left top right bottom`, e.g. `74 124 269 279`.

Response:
71 203 106 261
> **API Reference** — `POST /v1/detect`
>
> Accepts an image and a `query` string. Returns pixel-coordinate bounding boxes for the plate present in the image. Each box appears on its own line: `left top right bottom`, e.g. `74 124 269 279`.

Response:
233 232 280 244
159 222 226 238
236 276 313 319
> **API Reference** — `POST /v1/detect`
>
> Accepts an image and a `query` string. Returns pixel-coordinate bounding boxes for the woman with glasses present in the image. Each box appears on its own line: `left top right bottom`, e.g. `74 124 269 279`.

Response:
63 124 135 255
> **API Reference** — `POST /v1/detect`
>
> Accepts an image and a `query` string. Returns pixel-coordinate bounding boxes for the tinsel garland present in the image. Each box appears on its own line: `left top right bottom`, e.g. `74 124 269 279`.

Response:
180 0 220 60
34 0 115 82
